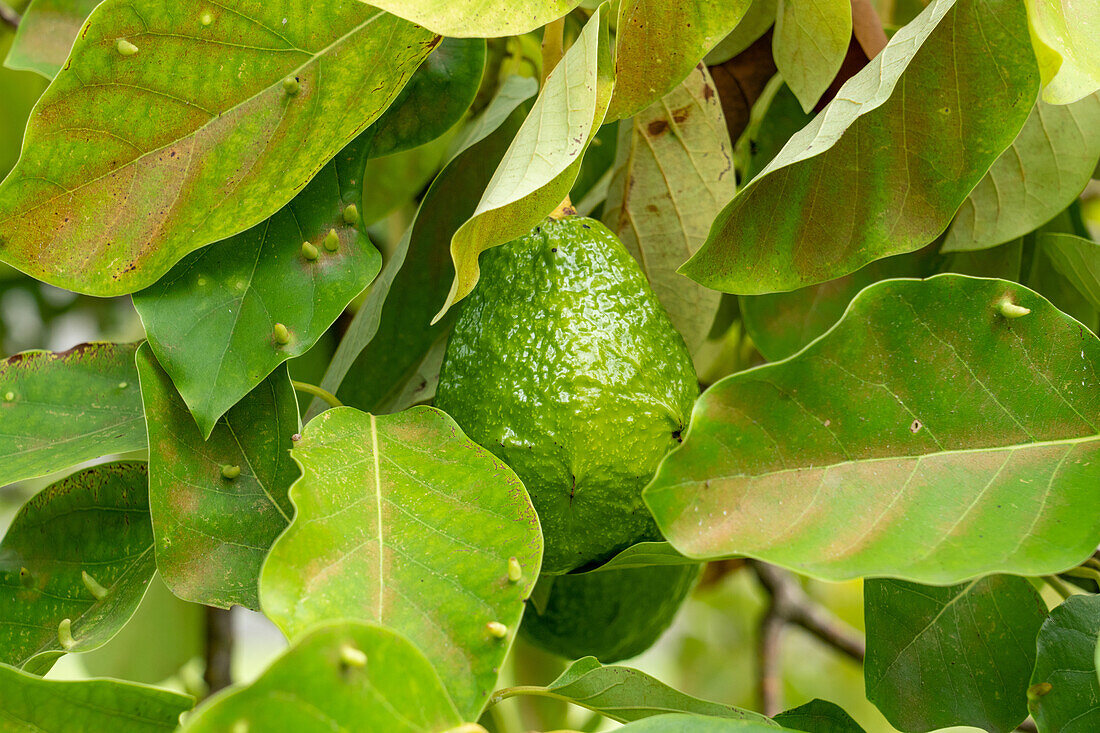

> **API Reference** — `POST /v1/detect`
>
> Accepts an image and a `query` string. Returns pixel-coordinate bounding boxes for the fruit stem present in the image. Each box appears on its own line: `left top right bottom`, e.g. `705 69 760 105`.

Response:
292 380 343 409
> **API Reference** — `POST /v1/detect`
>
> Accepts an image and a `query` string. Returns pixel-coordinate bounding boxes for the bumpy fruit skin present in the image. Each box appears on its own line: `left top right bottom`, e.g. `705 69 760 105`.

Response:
521 563 703 663
435 215 697 574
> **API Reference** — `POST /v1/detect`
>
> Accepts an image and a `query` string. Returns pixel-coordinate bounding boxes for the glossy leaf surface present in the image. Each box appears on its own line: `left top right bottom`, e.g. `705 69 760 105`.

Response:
605 64 734 353
683 0 1039 294
0 0 437 295
943 93 1100 252
865 576 1046 732
136 345 298 610
645 275 1100 583
3 0 99 79
0 462 155 674
1029 594 1100 732
437 6 612 320
773 0 851 112
608 0 751 120
182 622 461 733
260 406 542 721
132 132 381 436
0 342 144 486
0 663 192 733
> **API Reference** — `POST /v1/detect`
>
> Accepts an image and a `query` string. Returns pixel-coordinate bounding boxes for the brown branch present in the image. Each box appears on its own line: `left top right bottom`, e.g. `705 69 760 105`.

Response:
749 560 866 664
757 602 785 716
0 1 20 29
203 606 234 697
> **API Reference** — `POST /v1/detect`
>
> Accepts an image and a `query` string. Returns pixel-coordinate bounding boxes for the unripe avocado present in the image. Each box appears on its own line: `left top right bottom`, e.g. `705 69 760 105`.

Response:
435 215 697 574
521 563 703 662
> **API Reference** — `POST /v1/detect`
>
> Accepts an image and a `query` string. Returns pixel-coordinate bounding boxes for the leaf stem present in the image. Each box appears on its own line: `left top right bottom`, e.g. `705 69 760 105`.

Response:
292 380 343 409
0 1 20 29
1042 575 1073 600
1063 566 1100 588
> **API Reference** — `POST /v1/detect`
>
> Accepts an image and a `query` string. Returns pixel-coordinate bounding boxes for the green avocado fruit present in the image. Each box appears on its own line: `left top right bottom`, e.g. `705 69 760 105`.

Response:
435 214 697 574
521 562 703 663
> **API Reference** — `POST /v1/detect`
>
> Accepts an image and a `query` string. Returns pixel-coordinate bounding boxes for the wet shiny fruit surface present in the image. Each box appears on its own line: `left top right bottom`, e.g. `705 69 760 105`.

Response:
521 563 703 663
435 215 697 574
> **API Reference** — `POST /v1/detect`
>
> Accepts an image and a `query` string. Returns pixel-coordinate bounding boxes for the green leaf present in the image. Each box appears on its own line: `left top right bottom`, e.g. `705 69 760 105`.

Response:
0 663 193 732
607 0 751 121
181 621 461 733
644 275 1100 583
1025 0 1100 104
498 656 771 724
436 5 613 321
604 64 734 354
259 406 542 721
943 93 1100 252
1043 233 1100 312
742 83 812 184
0 0 437 296
618 715 793 732
0 342 145 485
865 576 1046 732
682 0 1040 295
772 0 852 112
135 344 298 611
359 132 456 226
0 462 155 674
1029 595 1100 732
319 75 538 417
367 0 583 37
132 137 381 437
774 699 865 732
3 0 100 79
705 0 779 66
366 37 487 159
580 542 695 573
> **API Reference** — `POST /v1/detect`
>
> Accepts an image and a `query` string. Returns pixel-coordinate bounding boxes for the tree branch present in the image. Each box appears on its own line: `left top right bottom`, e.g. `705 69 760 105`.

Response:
756 602 785 716
749 560 866 664
0 1 20 29
203 606 234 696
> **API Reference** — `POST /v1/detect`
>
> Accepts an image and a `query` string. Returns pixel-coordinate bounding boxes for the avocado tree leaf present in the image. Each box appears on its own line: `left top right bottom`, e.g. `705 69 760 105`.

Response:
0 663 193 732
618 715 792 732
435 5 613 321
366 0 583 37
943 93 1100 252
774 699 865 732
865 575 1046 732
259 406 543 721
604 64 734 355
359 133 456 226
0 0 438 296
0 462 155 675
316 75 538 419
0 342 144 486
682 0 1040 295
1025 0 1100 104
645 275 1100 583
181 622 461 733
3 0 100 79
1029 595 1100 732
496 656 771 724
366 37 486 159
607 0 751 121
135 345 298 611
705 0 778 66
1042 233 1100 312
772 0 852 112
132 137 381 438
580 542 695 573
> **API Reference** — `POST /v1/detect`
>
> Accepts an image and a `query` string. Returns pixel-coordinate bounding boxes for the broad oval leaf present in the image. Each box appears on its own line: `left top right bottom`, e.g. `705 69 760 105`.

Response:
181 622 460 733
1025 0 1100 104
0 663 193 732
132 133 382 436
604 64 734 354
3 0 100 79
259 406 542 721
943 93 1100 252
367 0 582 37
0 462 155 674
1029 594 1100 732
0 0 437 296
580 542 694 574
705 0 779 66
865 576 1046 732
496 656 771 724
435 5 613 321
0 341 145 486
774 699 865 732
1042 233 1100 312
644 275 1100 583
683 0 1040 294
136 345 298 611
772 0 852 112
607 0 751 121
